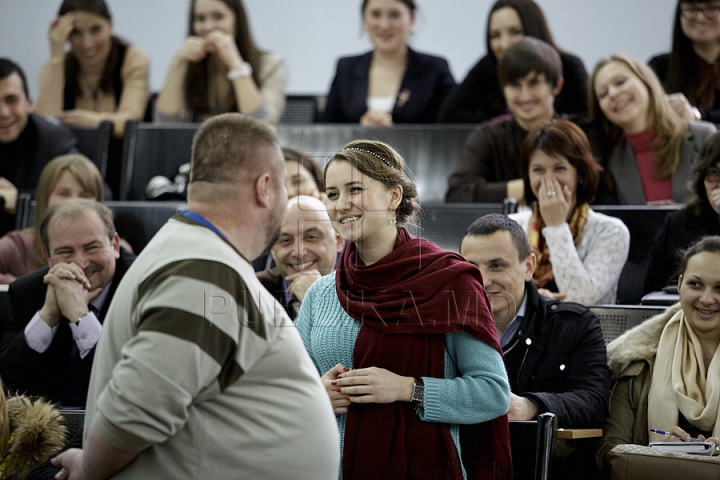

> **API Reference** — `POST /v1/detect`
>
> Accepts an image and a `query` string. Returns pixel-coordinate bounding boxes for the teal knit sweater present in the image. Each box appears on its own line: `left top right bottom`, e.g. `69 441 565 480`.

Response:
297 274 510 477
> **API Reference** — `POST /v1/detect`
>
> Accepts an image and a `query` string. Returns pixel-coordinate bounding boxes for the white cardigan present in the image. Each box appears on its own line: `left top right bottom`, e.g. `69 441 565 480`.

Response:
510 208 630 305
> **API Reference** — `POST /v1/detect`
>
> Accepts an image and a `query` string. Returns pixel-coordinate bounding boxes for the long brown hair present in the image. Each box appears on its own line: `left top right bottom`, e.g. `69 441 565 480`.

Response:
58 0 128 103
184 0 263 116
665 0 709 106
589 54 688 179
32 154 104 265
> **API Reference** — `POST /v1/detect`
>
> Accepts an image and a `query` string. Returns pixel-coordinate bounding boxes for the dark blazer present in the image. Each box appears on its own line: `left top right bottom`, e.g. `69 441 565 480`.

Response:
256 267 295 320
0 249 134 406
0 114 77 235
503 282 609 428
649 53 720 124
321 47 455 124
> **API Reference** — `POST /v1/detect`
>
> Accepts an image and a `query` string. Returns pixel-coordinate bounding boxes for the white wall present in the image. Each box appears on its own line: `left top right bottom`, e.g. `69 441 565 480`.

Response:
0 0 676 98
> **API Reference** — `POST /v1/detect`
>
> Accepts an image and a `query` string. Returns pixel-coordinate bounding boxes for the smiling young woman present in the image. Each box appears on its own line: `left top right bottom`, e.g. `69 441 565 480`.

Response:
598 236 720 475
588 54 716 205
321 0 455 125
649 0 720 123
509 120 630 305
34 0 149 137
438 0 587 123
297 139 513 479
155 0 287 125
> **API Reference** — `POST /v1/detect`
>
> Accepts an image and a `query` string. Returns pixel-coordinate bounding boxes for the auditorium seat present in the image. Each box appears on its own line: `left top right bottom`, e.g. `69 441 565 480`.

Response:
590 304 667 344
107 201 186 253
592 205 682 305
120 121 199 200
70 120 113 179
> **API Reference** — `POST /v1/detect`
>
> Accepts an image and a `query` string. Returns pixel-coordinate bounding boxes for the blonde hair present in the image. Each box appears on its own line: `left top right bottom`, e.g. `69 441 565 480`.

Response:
32 154 104 264
589 54 688 179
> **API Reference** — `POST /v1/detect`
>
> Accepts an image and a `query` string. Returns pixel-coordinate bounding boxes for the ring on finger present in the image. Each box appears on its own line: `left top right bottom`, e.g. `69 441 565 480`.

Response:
546 190 557 197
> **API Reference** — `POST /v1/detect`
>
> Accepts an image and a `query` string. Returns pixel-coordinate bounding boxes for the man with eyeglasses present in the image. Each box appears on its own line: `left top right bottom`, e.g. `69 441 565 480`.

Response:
649 1 720 123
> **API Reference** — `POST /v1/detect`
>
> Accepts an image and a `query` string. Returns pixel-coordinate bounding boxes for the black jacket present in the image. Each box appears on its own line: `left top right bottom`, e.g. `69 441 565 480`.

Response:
438 52 588 124
321 47 455 124
503 282 609 428
0 249 134 406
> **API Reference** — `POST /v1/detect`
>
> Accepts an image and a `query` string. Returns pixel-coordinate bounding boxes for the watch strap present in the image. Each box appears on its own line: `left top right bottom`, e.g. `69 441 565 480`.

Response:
411 377 424 406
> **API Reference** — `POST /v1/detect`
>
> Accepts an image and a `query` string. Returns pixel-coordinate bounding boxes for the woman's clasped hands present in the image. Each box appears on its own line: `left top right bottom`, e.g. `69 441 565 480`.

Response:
178 32 243 69
322 363 415 414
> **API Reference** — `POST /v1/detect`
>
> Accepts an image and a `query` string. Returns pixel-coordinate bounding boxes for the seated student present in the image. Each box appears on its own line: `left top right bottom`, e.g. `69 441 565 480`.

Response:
645 130 720 294
0 58 77 236
0 154 104 284
596 236 720 474
0 199 134 408
649 0 720 124
438 0 587 124
460 214 609 429
445 37 564 203
588 54 715 205
510 120 629 305
252 147 325 273
34 0 150 137
320 0 455 125
155 0 287 125
283 147 324 200
257 195 343 320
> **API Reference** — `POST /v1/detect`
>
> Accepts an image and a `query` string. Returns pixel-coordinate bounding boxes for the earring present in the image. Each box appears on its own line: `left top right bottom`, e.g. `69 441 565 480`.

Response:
390 213 397 225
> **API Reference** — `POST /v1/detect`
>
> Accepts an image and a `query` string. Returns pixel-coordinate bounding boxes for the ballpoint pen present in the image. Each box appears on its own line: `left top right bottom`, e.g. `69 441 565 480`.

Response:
648 428 704 442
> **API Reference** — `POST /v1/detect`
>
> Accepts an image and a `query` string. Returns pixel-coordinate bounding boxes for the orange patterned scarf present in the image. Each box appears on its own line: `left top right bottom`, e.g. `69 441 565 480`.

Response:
528 203 589 288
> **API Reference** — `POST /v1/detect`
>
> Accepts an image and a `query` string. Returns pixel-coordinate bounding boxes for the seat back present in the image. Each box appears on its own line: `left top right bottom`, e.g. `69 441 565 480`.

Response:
416 200 517 252
510 412 557 480
107 201 186 253
592 205 681 304
69 120 113 179
59 408 86 440
120 121 199 200
277 124 476 203
14 193 33 230
590 304 667 344
279 95 319 124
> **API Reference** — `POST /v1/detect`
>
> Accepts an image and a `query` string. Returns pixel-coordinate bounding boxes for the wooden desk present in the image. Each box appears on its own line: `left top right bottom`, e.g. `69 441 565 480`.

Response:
556 428 603 439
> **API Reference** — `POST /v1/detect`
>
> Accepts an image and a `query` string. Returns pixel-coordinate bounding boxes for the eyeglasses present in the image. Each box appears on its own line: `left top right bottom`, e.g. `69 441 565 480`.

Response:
705 167 720 182
680 3 720 19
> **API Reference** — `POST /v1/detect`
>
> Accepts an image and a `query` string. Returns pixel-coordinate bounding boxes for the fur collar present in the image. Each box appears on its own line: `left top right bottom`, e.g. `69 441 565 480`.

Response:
606 303 682 380
1 396 67 480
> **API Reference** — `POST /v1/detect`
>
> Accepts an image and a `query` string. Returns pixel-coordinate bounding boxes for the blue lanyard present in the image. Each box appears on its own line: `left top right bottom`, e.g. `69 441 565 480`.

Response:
179 209 229 242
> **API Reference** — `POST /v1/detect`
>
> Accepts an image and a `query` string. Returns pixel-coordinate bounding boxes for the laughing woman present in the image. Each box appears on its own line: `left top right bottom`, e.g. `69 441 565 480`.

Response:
588 54 715 205
297 140 512 479
34 0 149 137
597 236 720 474
510 120 630 305
321 0 455 125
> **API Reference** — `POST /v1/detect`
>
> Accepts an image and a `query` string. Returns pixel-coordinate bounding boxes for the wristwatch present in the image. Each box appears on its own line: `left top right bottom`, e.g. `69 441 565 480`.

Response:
227 62 253 80
411 377 424 406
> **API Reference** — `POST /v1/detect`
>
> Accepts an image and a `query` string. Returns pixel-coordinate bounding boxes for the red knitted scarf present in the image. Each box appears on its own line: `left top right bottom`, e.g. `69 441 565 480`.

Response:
335 228 512 480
